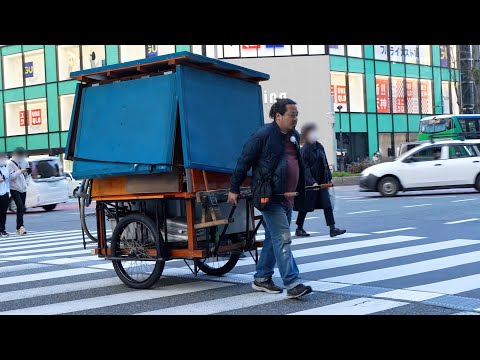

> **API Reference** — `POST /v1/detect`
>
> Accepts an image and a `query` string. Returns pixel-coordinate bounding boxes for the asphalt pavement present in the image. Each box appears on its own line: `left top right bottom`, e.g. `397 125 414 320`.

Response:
0 186 479 315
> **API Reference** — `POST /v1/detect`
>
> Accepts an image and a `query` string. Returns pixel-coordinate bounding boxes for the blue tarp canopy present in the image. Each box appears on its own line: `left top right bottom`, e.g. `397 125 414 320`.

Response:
66 52 269 179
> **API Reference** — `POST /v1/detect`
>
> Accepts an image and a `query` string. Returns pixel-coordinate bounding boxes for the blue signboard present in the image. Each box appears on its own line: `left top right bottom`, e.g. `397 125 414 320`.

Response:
266 45 284 48
146 45 158 58
24 61 34 78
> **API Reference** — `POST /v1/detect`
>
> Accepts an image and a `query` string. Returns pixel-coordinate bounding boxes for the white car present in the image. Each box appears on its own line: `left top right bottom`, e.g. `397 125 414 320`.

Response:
65 171 82 198
9 156 70 212
360 140 480 196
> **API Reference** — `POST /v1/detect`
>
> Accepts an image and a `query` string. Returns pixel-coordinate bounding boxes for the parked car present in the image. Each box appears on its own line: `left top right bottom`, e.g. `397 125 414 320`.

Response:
360 140 480 196
9 156 70 212
65 171 82 198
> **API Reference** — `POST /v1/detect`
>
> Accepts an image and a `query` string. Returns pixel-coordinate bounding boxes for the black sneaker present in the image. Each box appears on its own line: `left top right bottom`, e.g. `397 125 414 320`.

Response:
295 228 310 237
287 283 313 299
252 278 283 294
330 228 347 238
0 231 8 237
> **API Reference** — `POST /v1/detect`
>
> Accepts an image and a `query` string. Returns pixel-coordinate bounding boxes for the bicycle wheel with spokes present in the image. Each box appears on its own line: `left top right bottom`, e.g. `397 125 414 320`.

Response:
194 251 241 276
111 213 165 289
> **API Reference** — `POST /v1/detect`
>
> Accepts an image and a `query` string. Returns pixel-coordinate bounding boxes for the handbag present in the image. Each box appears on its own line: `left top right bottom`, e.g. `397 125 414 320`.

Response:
252 155 281 211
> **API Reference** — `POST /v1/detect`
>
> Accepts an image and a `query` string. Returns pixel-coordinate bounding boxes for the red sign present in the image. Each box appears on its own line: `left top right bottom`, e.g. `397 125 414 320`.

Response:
420 82 431 113
406 79 419 113
393 79 405 113
241 45 261 49
30 109 42 125
335 85 347 104
330 85 334 97
376 78 390 113
19 110 30 126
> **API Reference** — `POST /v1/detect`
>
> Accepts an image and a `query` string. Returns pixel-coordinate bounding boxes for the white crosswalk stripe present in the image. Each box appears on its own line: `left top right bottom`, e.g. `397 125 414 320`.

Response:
1 229 480 315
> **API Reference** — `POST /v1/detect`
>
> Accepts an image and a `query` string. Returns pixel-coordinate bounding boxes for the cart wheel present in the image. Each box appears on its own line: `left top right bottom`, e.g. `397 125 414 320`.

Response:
111 213 165 289
194 251 241 276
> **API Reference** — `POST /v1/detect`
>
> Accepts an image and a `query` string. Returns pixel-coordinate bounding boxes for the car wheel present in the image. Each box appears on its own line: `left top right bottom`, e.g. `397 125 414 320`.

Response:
8 198 17 213
42 204 57 211
475 174 480 192
378 176 399 197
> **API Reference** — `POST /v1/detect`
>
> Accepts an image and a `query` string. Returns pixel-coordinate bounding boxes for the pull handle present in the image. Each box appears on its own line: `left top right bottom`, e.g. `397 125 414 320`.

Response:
434 164 442 166
473 161 480 163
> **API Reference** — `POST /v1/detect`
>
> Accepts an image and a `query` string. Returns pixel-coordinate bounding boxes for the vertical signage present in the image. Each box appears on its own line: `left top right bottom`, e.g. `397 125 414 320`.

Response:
420 81 431 113
19 111 29 126
31 109 42 125
24 61 34 78
336 85 347 105
146 45 158 57
406 79 419 113
440 45 449 67
393 79 405 113
376 78 390 113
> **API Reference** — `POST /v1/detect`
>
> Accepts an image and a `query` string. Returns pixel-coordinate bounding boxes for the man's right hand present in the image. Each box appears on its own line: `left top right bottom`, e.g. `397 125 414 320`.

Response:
227 192 239 205
313 183 320 191
20 169 29 174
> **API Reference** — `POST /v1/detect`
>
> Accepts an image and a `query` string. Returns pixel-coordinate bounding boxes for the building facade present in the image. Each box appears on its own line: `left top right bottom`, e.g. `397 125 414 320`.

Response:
0 44 459 171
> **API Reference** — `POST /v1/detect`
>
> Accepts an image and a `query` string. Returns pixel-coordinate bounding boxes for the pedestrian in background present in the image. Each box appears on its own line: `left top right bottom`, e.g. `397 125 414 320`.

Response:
8 147 30 235
228 98 313 299
0 153 10 237
294 123 346 238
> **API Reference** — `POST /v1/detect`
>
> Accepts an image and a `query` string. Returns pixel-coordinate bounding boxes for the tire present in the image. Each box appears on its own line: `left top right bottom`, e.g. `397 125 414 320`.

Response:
194 251 241 276
475 174 480 192
111 213 165 289
378 176 400 197
42 204 57 211
8 198 16 213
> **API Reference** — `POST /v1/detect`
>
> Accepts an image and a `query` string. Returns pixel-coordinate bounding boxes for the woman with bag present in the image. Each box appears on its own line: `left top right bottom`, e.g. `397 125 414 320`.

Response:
294 123 346 238
0 153 10 237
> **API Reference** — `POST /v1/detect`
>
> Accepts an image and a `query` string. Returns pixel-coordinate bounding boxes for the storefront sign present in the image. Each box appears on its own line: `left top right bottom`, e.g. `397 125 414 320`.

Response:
146 45 158 57
335 85 347 104
406 79 419 113
19 110 29 126
376 78 390 113
420 82 431 113
440 45 449 67
393 79 405 113
24 61 34 78
31 109 42 125
241 45 284 50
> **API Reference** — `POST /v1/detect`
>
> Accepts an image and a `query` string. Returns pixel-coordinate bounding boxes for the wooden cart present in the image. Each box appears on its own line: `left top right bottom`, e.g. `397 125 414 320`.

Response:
66 52 270 289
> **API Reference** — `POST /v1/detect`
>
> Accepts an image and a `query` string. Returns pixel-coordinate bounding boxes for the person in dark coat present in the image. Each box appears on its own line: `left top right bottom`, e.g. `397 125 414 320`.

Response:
294 123 346 238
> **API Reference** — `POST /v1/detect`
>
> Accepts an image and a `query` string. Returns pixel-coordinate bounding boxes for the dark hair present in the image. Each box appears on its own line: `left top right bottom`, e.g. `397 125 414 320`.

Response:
13 147 26 155
269 98 297 120
300 123 317 141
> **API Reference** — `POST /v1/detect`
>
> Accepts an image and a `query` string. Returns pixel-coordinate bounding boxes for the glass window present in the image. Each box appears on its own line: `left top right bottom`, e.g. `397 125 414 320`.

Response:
406 78 420 113
205 45 222 58
457 118 480 133
329 45 345 56
257 46 274 57
411 145 444 162
223 45 240 58
308 45 325 55
191 45 203 55
374 45 388 60
60 94 75 131
240 45 260 57
408 132 418 142
451 82 459 113
404 45 418 64
24 49 46 86
389 45 403 62
392 77 405 113
5 101 26 136
376 76 390 113
378 133 392 158
120 45 145 62
348 73 365 112
26 98 48 134
292 45 308 55
2 53 23 89
394 133 407 158
81 45 106 69
419 45 431 65
449 45 458 68
448 145 478 159
347 45 362 58
273 45 292 56
57 45 81 81
420 117 452 133
420 79 433 114
32 159 62 179
331 72 348 112
442 81 451 114
4 98 48 136
440 45 449 68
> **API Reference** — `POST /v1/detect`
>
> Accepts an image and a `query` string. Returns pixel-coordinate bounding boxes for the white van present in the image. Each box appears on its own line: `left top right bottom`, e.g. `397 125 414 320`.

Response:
9 156 70 212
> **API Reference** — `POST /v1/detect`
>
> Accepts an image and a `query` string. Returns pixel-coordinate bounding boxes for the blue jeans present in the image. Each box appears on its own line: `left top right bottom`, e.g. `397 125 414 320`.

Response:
254 203 301 290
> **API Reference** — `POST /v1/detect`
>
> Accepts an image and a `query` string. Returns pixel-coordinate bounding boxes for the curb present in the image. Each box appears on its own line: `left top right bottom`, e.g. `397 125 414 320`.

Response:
332 176 361 186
